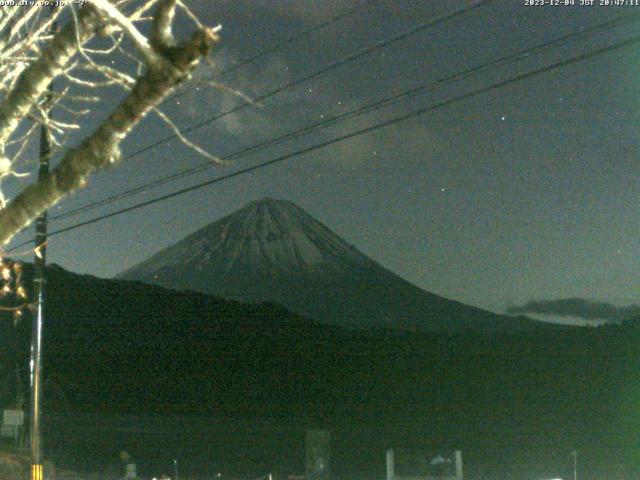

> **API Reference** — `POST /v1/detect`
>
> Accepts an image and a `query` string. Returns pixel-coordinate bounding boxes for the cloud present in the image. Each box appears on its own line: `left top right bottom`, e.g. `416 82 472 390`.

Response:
507 298 640 323
172 52 294 138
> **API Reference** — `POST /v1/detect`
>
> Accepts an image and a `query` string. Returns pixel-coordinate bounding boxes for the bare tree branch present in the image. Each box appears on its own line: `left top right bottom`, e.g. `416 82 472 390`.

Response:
151 0 177 48
0 12 220 244
91 0 163 66
0 6 101 150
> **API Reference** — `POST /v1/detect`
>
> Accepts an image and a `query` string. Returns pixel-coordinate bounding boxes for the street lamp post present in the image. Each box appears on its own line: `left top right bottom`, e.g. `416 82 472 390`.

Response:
30 61 53 480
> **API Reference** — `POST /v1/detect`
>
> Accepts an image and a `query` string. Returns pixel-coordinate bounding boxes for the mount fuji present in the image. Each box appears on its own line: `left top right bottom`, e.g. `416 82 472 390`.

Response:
118 198 545 332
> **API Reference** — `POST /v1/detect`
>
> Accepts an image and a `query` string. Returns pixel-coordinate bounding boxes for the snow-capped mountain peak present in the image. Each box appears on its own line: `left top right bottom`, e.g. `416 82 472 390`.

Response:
119 198 545 332
119 197 370 281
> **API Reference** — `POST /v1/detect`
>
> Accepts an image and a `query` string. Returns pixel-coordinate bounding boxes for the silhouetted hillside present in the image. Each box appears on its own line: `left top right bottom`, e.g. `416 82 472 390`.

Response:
0 263 637 479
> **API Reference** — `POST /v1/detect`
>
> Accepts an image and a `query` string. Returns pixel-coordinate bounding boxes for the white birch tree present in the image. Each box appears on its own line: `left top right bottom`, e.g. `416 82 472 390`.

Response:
0 0 220 246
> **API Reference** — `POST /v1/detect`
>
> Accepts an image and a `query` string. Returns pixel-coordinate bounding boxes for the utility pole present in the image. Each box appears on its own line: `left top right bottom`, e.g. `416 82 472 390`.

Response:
30 107 50 480
30 38 54 480
571 449 577 480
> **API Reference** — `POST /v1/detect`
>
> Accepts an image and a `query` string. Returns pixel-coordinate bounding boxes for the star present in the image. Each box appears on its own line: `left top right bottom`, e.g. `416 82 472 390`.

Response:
500 115 506 121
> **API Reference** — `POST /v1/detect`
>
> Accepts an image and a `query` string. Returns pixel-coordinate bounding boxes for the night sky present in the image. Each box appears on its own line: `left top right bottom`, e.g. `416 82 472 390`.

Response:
6 0 640 322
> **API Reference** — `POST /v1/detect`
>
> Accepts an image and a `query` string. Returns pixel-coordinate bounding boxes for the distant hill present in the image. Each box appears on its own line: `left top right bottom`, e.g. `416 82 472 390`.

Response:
508 297 640 323
0 263 638 478
0 262 635 418
118 197 548 332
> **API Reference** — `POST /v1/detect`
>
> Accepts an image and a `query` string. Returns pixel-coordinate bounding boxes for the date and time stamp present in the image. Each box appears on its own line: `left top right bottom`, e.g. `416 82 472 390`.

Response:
525 0 640 6
2 0 638 7
0 0 85 6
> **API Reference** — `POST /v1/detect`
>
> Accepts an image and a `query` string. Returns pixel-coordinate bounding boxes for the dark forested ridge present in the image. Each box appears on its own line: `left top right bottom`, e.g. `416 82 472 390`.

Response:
0 263 638 478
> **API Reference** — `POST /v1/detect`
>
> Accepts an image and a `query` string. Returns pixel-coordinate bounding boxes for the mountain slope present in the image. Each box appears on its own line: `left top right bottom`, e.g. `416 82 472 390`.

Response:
119 197 546 332
0 264 636 478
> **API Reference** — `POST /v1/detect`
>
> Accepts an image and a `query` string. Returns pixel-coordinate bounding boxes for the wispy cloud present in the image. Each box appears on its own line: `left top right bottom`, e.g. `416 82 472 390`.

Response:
507 298 640 323
169 51 295 139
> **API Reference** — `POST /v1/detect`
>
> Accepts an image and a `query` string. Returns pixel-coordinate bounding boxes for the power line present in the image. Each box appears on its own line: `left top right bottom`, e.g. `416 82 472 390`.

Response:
121 0 492 162
160 0 379 106
10 32 640 251
46 0 492 221
50 10 640 222
194 0 379 79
